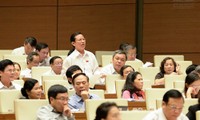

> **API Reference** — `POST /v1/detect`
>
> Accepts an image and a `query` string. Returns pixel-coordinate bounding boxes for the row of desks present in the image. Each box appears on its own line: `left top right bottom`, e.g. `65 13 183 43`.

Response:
0 101 146 120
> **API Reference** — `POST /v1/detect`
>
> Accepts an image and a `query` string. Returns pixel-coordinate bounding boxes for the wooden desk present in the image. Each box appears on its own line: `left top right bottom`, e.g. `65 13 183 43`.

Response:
0 113 15 120
151 84 165 88
104 93 117 99
73 112 86 120
94 84 106 90
128 101 146 110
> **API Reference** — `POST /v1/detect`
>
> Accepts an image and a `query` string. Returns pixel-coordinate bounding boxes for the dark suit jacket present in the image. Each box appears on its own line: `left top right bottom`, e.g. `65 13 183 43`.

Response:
186 104 200 120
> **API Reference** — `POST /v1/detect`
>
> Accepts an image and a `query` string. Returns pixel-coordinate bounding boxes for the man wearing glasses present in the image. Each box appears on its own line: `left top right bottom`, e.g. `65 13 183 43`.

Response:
143 89 188 120
37 84 74 120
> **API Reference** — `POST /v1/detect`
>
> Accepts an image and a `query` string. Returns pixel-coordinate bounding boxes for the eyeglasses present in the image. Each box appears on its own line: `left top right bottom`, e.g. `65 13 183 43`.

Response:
55 97 69 101
167 104 183 111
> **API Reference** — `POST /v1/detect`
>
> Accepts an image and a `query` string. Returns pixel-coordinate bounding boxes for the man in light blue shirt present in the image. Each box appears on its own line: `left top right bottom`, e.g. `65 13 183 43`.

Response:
68 73 100 111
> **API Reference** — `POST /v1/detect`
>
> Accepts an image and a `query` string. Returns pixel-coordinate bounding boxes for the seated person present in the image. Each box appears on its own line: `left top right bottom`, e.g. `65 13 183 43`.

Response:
13 62 21 80
143 89 188 120
68 73 100 111
95 102 121 120
35 42 50 66
21 78 42 99
122 72 145 100
119 42 152 67
65 65 82 90
154 57 181 85
184 71 200 98
37 84 74 120
120 65 135 80
20 52 40 78
100 50 127 75
0 59 22 90
186 91 200 120
43 56 65 76
12 36 37 55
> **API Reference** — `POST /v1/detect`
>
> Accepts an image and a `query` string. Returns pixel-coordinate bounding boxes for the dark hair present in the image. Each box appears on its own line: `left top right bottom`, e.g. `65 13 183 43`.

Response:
184 71 200 97
119 43 129 50
48 84 68 103
26 52 39 64
186 64 198 75
24 36 37 47
35 42 48 51
195 65 200 74
95 102 118 120
163 89 184 104
72 72 89 85
68 32 82 56
120 65 135 77
66 65 82 84
0 59 14 72
160 57 177 74
49 56 62 65
13 62 21 71
112 50 127 61
21 78 39 99
122 71 142 97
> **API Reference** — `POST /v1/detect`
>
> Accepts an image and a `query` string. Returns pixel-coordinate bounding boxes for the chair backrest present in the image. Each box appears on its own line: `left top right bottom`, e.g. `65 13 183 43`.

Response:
31 66 51 85
3 54 27 62
125 61 143 71
139 67 160 85
0 50 12 60
50 50 69 56
42 75 66 89
102 55 113 67
145 88 171 110
164 74 186 88
89 74 102 88
95 51 114 66
196 111 200 120
14 99 48 120
12 80 24 86
43 80 69 98
156 98 198 114
176 61 193 75
17 61 27 71
174 81 185 89
0 90 21 113
143 80 152 90
42 75 65 83
115 80 125 98
154 55 184 67
120 110 150 120
105 74 122 93
85 99 128 120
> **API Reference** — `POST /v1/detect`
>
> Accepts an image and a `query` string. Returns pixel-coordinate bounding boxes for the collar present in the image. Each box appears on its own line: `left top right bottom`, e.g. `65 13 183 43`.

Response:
0 81 15 89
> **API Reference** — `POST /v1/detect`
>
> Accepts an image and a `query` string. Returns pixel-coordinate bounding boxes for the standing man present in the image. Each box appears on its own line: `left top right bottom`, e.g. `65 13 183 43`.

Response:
12 36 37 55
37 84 74 120
143 89 189 120
63 32 99 77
